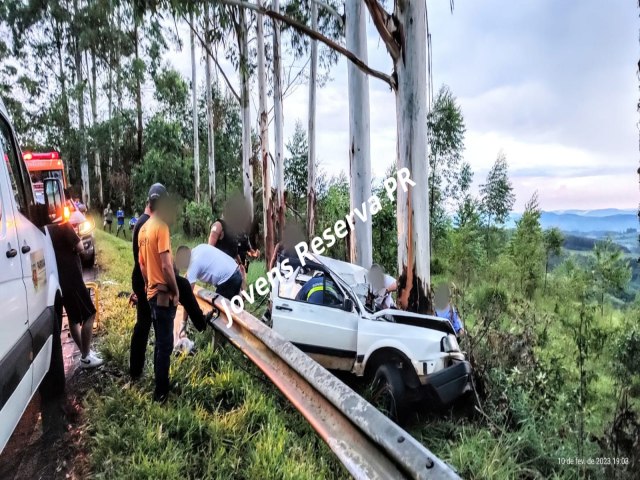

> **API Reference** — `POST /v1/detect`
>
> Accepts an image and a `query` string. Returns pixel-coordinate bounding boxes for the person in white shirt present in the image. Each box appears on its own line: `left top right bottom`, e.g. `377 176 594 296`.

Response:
176 244 243 299
368 264 398 310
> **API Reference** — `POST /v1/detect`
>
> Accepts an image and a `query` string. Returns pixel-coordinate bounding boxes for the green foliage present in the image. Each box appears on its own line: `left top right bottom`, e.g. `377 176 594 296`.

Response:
315 172 350 261
371 166 398 275
183 201 211 239
285 120 309 213
480 151 515 228
427 85 466 249
510 193 545 299
592 237 632 313
132 149 193 210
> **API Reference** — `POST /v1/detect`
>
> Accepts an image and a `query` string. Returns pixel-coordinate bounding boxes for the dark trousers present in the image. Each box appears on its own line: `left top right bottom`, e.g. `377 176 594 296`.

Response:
149 297 176 399
130 280 151 378
216 269 243 299
129 275 206 378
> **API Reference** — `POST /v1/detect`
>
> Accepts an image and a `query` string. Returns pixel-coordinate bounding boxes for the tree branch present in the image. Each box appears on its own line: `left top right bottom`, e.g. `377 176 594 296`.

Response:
363 0 400 61
313 0 344 28
217 0 394 88
184 14 241 102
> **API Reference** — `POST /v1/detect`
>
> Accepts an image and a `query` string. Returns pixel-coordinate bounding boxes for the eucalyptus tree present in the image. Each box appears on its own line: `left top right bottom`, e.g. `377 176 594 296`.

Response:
364 0 432 312
256 1 275 260
427 85 465 250
272 0 285 240
203 2 216 211
281 0 342 240
190 9 200 202
346 0 371 268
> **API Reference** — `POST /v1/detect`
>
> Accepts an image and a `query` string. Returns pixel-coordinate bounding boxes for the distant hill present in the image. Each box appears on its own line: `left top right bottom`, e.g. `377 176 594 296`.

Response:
507 208 638 233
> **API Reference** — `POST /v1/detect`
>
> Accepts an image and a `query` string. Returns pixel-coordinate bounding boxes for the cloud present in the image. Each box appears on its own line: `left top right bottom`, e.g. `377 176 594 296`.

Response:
162 0 638 211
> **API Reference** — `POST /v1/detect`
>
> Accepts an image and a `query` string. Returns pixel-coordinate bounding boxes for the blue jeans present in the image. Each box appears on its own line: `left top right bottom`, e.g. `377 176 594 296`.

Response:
149 297 176 400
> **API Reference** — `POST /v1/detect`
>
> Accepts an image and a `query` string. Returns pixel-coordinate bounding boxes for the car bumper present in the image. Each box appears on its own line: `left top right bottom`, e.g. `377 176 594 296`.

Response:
79 236 94 259
418 360 473 406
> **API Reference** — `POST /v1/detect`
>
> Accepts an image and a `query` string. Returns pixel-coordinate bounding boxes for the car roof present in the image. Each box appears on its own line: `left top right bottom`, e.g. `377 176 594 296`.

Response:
312 254 395 289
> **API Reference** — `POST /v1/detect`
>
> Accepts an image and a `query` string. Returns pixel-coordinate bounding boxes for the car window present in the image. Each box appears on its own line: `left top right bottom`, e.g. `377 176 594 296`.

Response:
0 117 33 215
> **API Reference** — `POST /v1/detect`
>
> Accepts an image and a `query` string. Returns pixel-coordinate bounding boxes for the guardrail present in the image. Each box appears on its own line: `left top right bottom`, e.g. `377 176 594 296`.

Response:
194 287 461 480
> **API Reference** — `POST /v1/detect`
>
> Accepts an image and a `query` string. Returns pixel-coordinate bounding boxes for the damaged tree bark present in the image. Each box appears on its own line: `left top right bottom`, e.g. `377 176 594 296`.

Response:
365 0 432 313
257 2 275 262
272 0 286 240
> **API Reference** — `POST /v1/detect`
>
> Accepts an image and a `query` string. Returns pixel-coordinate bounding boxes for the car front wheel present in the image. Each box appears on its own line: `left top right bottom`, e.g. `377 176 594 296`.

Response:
371 363 406 423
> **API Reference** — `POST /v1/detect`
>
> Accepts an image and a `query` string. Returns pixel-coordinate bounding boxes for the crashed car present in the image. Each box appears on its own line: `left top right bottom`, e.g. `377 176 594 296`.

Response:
266 253 473 418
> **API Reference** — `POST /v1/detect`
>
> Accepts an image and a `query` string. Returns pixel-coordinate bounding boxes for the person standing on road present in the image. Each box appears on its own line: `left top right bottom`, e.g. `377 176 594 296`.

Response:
103 204 114 232
49 221 103 369
116 206 126 239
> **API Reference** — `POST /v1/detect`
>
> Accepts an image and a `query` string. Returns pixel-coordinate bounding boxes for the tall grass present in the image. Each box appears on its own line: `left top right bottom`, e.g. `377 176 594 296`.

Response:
86 230 346 479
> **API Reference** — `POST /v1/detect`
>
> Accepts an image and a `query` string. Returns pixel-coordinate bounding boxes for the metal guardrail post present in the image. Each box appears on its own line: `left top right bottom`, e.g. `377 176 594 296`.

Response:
195 287 461 480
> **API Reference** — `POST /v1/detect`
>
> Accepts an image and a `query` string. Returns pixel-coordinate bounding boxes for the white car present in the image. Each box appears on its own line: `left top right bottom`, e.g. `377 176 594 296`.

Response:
267 253 472 418
0 99 65 452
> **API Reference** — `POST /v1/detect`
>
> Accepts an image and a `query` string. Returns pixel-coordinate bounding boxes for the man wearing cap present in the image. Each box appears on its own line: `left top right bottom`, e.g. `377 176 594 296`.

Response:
137 183 180 402
130 198 212 381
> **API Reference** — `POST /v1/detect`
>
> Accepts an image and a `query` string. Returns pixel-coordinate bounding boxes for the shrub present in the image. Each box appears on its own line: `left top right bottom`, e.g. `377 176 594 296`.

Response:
183 201 211 239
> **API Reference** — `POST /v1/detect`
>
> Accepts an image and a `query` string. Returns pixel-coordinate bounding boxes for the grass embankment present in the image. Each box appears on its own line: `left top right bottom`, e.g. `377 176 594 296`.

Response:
85 230 346 479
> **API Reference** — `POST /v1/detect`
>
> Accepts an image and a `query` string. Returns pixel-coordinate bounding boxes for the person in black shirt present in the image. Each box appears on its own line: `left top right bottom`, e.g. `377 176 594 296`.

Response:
129 201 213 379
208 196 259 287
49 222 103 368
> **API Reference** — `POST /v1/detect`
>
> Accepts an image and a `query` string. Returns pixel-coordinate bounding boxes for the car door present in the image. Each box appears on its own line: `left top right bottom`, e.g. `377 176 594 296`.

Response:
271 270 358 362
0 138 31 453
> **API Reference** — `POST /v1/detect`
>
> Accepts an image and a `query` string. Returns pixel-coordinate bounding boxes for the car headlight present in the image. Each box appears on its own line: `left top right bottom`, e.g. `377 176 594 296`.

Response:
441 334 460 353
78 219 94 236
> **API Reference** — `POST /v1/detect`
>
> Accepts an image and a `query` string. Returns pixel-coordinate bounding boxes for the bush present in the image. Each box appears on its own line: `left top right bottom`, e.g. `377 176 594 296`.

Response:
183 201 211 239
472 285 509 323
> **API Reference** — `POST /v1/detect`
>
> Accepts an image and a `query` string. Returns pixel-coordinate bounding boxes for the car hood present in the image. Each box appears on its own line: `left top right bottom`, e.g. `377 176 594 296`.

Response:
374 309 455 335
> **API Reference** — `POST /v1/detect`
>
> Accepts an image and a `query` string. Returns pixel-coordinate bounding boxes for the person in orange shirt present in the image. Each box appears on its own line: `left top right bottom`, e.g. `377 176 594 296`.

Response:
138 183 179 402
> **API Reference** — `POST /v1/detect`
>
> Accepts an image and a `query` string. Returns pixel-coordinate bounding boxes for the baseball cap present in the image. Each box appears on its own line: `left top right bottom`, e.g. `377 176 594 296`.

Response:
148 183 168 202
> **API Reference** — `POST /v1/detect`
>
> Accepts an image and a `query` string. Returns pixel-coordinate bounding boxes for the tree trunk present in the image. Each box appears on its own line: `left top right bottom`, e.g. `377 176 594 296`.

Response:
107 61 113 172
54 19 71 135
394 1 430 312
73 0 90 206
365 0 431 312
272 0 285 241
90 47 103 206
204 3 216 213
238 8 253 219
257 4 275 261
306 0 318 239
346 0 372 269
134 21 143 162
190 10 201 203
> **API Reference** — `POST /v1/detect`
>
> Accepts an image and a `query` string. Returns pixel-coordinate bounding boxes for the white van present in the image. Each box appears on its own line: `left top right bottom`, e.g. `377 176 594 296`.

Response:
0 99 65 452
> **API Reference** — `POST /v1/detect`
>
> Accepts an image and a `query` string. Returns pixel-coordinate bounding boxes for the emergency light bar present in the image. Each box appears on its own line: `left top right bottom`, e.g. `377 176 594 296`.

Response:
23 151 60 161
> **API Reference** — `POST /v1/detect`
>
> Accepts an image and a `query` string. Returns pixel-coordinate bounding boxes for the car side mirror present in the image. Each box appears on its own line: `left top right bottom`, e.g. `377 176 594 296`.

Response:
43 177 67 224
343 298 354 312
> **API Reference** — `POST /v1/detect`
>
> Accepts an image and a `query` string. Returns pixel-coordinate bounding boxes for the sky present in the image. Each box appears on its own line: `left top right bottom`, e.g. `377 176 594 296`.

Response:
167 0 639 212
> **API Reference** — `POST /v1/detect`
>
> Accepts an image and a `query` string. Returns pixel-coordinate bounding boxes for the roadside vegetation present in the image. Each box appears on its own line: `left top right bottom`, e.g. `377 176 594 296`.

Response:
85 230 346 479
83 86 640 479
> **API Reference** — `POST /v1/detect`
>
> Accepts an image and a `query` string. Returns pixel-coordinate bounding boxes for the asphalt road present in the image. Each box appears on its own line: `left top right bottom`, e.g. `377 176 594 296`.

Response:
0 265 97 480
